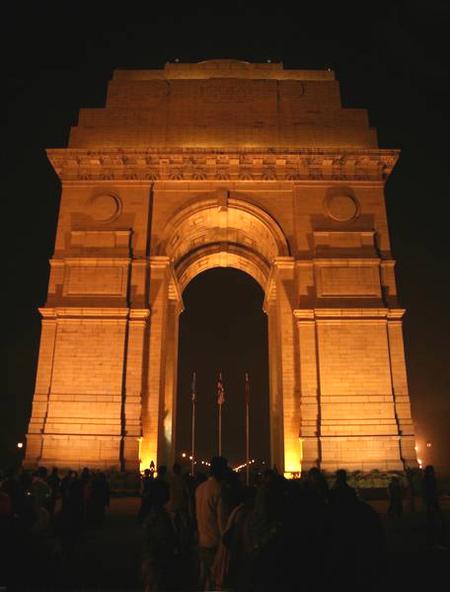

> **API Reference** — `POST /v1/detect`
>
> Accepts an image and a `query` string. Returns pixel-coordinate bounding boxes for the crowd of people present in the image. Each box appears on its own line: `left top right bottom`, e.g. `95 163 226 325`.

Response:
0 466 110 588
138 460 446 591
0 460 446 591
139 461 387 591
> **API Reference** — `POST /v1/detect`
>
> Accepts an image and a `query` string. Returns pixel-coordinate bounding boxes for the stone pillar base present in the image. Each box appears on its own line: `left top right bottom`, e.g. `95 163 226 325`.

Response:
400 435 419 468
319 435 405 472
25 434 122 471
123 436 140 471
301 436 320 470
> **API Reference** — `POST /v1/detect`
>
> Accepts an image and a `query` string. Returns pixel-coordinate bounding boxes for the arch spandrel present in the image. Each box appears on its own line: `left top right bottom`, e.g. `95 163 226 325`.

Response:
158 195 290 291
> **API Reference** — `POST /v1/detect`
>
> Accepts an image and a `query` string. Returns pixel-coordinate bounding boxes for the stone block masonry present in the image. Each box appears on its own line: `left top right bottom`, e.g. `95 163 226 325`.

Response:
25 60 416 472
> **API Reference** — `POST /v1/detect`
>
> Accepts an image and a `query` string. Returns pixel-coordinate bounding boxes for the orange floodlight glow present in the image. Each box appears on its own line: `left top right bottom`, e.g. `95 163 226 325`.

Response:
284 437 302 478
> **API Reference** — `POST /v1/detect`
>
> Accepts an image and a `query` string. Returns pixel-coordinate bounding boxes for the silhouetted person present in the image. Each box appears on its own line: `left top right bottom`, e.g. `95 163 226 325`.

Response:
1 467 26 517
325 484 386 591
47 467 61 517
142 474 178 591
142 469 154 495
330 469 358 507
195 456 229 590
422 465 439 512
213 485 256 591
153 466 170 512
387 476 403 518
168 463 190 546
422 465 446 547
243 470 286 592
31 467 51 511
80 467 92 519
87 472 110 526
57 472 84 556
138 468 155 524
60 470 76 512
405 467 417 512
306 466 330 504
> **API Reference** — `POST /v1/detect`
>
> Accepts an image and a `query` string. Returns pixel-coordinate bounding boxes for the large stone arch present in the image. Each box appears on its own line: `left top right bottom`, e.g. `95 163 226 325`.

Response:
159 195 290 290
25 61 417 476
140 194 296 472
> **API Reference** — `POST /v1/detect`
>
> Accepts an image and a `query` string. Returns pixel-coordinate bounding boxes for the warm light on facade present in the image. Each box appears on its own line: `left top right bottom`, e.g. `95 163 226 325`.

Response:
284 439 302 476
139 441 156 474
23 60 417 474
299 437 303 475
137 437 143 472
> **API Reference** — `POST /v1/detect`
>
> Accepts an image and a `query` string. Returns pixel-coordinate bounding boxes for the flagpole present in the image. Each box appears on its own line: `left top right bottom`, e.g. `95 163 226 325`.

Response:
217 372 224 457
191 372 196 477
245 372 250 486
218 403 222 456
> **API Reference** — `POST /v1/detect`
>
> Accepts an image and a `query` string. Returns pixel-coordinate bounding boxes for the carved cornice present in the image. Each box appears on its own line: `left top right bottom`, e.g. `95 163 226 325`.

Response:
46 147 399 182
293 308 406 321
39 307 150 320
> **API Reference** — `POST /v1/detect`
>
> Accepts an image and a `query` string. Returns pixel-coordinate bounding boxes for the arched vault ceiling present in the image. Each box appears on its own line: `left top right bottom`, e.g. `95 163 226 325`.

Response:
161 199 289 267
176 246 269 292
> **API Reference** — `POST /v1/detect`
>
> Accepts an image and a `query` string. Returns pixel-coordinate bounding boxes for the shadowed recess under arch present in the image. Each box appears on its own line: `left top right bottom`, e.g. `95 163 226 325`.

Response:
175 267 270 466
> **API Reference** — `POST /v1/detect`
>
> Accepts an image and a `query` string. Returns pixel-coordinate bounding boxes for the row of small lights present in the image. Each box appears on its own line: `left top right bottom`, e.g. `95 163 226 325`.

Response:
180 452 210 466
180 452 260 471
234 460 256 472
15 442 433 469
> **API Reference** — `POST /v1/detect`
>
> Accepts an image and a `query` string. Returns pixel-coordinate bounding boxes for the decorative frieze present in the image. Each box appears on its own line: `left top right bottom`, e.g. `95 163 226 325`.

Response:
47 147 399 183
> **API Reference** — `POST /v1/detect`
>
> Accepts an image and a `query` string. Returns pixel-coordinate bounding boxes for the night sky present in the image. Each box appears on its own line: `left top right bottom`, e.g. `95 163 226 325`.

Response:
2 3 449 472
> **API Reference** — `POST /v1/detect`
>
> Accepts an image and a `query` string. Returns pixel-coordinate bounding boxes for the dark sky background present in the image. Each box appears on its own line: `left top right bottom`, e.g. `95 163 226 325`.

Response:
2 2 449 472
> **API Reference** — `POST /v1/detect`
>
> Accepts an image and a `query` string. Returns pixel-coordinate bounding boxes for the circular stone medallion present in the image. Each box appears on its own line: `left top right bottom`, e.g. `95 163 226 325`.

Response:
88 193 121 222
325 193 359 222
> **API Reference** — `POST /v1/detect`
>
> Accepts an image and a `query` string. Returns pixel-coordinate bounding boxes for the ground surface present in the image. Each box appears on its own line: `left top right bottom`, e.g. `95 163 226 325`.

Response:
20 495 450 591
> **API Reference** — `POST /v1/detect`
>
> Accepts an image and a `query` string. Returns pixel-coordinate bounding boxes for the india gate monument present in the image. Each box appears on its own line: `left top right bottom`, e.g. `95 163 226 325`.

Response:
24 59 417 475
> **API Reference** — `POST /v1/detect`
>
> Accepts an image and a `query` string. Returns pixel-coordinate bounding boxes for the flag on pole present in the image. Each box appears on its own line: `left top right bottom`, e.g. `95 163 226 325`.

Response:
244 372 250 405
191 372 197 402
217 372 225 406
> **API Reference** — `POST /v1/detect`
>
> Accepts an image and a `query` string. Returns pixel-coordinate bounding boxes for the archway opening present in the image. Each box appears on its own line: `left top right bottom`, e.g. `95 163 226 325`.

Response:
175 268 270 471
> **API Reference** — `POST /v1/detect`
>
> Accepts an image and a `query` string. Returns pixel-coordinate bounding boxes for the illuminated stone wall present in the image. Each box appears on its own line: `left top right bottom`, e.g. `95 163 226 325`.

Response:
25 60 416 472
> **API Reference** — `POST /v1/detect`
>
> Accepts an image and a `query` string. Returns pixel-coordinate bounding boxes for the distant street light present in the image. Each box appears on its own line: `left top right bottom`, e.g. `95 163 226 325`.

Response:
17 442 23 449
